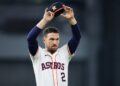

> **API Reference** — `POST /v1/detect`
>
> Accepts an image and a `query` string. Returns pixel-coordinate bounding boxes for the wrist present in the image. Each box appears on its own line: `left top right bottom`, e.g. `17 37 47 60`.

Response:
68 17 77 25
36 18 48 29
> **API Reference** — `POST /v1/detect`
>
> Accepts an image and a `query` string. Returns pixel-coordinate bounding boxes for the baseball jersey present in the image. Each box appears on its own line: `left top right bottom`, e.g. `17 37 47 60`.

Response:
29 44 73 86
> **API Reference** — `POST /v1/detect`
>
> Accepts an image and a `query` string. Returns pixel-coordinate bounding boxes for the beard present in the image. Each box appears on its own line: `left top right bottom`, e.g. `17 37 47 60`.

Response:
48 46 58 54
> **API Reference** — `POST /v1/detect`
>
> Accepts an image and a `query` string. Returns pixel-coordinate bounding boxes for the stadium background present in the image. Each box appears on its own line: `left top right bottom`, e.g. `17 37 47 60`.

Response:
0 0 120 86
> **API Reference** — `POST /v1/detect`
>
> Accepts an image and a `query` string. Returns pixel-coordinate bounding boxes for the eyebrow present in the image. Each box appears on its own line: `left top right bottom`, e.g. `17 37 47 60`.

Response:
49 37 59 40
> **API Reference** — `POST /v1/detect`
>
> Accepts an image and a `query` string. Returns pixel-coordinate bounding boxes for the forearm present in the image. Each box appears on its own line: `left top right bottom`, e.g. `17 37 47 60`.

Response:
27 18 48 41
68 23 81 54
68 17 77 25
36 19 48 29
27 18 48 56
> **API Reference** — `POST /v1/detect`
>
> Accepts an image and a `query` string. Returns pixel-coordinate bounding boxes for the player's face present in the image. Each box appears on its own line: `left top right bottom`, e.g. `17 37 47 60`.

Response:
43 32 59 53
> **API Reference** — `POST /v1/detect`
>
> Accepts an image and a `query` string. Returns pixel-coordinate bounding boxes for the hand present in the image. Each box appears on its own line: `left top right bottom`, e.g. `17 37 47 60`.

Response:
61 5 74 20
43 8 55 23
61 5 77 25
37 8 55 29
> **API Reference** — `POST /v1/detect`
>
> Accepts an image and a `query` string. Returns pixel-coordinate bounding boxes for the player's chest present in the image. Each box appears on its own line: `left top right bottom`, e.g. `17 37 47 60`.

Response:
39 53 67 71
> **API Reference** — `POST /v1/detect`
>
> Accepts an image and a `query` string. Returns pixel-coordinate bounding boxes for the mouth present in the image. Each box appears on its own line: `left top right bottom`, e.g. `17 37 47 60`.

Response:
51 45 58 49
52 45 57 47
52 46 57 48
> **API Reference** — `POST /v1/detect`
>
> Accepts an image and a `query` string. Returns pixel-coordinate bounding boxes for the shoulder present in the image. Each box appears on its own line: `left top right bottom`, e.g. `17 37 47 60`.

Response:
59 44 70 54
29 46 43 61
58 44 73 62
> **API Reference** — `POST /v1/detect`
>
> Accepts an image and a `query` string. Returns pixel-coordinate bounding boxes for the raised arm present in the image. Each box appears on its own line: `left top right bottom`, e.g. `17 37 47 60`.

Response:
61 5 81 55
68 20 81 55
27 8 54 56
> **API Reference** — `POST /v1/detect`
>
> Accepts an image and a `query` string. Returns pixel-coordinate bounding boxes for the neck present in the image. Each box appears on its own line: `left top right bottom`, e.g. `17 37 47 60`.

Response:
49 50 56 54
45 48 56 54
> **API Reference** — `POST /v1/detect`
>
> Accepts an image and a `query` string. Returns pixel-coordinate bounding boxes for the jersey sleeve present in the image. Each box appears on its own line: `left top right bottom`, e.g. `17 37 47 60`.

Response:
68 24 81 55
27 26 42 56
29 46 42 62
60 44 74 62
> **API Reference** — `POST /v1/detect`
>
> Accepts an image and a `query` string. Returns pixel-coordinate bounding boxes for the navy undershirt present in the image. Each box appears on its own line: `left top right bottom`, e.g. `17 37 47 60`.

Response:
27 24 81 56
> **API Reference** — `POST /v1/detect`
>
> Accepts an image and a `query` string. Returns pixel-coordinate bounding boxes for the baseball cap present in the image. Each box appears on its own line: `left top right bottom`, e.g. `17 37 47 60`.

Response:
48 2 65 17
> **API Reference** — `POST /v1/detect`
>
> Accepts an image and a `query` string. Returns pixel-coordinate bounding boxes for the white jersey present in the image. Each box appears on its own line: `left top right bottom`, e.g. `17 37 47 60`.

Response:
29 44 73 86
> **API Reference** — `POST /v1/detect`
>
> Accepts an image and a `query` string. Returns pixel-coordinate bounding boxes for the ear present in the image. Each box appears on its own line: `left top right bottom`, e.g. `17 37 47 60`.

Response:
42 36 45 44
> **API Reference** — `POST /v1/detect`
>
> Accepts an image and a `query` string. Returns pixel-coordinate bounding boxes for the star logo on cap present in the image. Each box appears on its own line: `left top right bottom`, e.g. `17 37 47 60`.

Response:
52 6 57 11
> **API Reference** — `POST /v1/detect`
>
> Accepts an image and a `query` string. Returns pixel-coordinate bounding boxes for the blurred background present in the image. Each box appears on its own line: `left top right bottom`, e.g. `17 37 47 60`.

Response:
0 0 120 86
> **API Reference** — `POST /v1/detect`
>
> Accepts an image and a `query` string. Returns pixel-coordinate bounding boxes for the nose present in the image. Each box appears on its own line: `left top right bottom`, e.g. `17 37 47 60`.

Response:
53 40 57 44
53 40 59 45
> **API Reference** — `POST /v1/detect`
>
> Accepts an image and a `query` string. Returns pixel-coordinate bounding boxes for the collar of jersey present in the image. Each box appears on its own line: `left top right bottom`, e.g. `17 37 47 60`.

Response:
43 48 59 57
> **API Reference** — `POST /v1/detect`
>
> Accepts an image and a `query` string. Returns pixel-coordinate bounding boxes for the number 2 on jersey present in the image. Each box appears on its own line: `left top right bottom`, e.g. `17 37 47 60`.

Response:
61 72 66 82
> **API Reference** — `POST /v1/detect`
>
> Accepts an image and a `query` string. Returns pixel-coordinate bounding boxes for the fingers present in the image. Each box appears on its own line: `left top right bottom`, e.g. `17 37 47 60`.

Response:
48 11 54 17
44 8 54 17
60 13 66 17
63 5 73 13
44 8 48 13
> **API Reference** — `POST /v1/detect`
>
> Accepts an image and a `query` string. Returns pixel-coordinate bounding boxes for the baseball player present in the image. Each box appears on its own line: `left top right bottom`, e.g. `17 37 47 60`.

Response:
27 5 81 86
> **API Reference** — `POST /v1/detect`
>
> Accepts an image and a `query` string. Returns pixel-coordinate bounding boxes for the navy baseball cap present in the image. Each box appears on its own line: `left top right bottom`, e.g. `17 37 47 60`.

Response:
48 2 65 17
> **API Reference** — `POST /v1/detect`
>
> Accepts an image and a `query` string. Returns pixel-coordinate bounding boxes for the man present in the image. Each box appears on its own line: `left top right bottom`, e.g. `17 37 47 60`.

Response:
27 5 81 86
